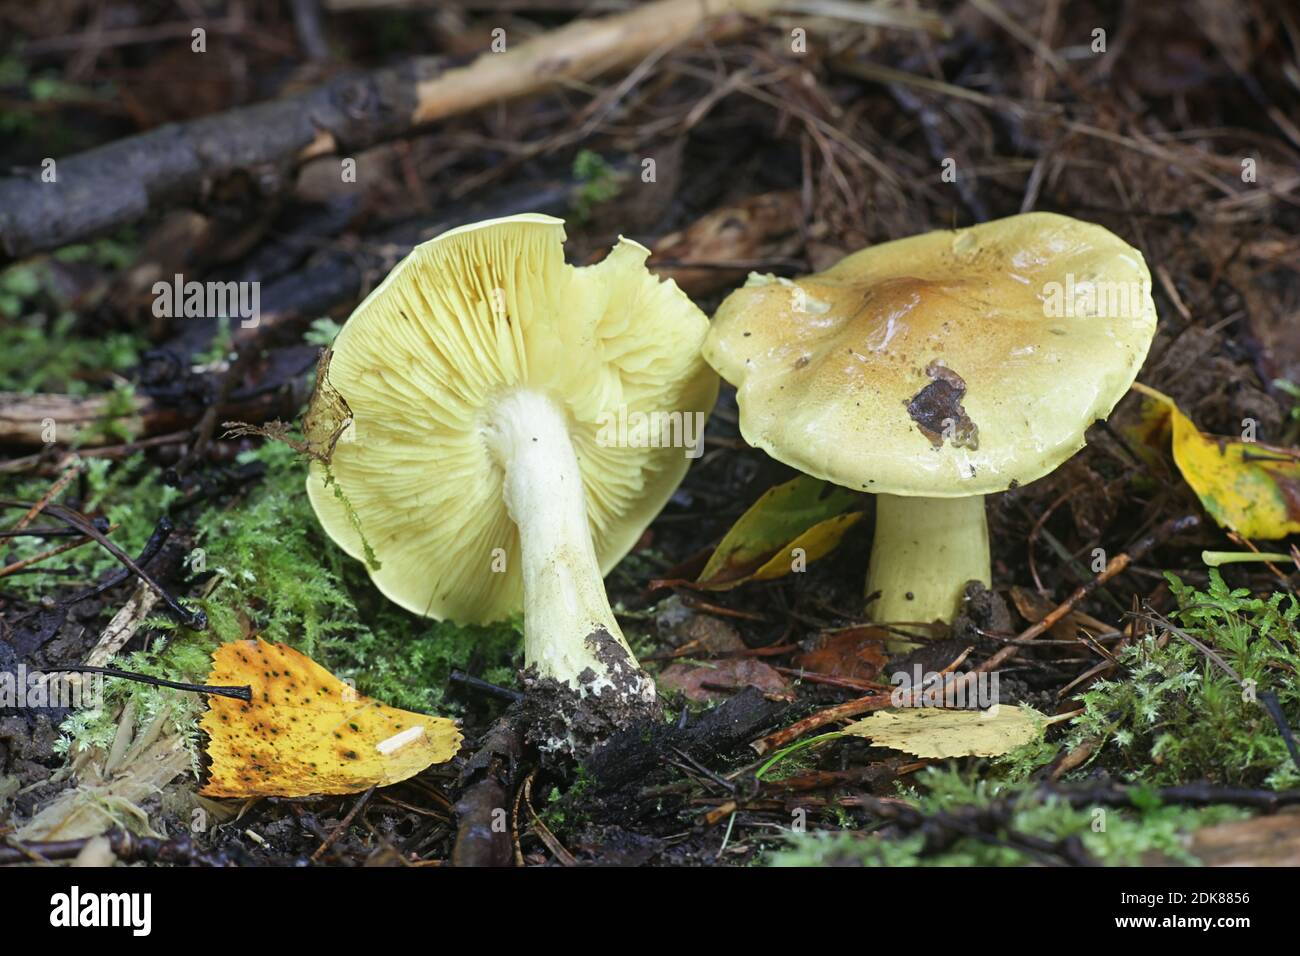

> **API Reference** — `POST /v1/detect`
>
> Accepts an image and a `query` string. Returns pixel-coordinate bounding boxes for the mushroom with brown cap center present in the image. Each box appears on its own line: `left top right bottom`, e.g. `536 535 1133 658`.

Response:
702 212 1157 644
305 214 718 749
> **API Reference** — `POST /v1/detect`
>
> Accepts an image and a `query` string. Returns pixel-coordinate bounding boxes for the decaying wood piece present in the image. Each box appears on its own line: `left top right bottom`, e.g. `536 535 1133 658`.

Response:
15 732 192 843
0 392 148 446
0 0 782 262
0 828 236 866
0 384 304 448
85 585 160 671
1186 808 1300 866
452 713 527 867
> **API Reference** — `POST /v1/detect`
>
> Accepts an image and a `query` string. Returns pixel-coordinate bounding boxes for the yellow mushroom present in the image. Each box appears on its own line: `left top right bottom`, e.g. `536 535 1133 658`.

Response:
704 212 1157 640
306 214 718 739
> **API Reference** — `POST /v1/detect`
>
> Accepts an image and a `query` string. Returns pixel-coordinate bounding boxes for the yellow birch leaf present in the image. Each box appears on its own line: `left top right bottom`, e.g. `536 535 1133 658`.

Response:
842 705 1043 758
697 475 862 589
1131 383 1300 539
200 638 462 798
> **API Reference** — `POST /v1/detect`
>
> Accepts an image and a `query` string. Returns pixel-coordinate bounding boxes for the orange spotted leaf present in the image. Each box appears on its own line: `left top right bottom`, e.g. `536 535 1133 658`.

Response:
200 638 462 798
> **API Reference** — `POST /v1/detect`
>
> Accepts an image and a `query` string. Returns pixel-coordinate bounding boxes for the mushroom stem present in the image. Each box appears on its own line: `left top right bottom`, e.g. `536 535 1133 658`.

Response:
487 390 655 706
865 493 991 645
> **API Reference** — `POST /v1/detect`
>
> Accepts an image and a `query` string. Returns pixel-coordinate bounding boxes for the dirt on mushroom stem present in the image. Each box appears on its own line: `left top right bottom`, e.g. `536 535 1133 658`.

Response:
486 389 659 748
519 627 664 762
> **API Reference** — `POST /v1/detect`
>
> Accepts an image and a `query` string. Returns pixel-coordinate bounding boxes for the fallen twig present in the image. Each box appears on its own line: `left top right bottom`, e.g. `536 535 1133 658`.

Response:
452 712 526 867
310 786 376 864
0 522 116 579
751 692 893 755
0 0 783 261
961 515 1200 687
0 828 237 866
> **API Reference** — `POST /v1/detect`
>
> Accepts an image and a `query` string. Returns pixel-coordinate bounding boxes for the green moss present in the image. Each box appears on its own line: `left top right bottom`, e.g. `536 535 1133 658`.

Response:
55 439 521 762
304 317 344 347
543 786 566 828
192 316 233 367
319 600 521 715
768 767 1247 867
768 572 1300 865
173 441 520 706
0 55 114 145
1 454 181 601
992 731 1061 781
55 627 221 767
949 572 1300 790
79 381 140 446
0 309 143 393
52 236 139 272
177 441 359 654
540 766 593 834
1065 571 1300 789
320 467 381 571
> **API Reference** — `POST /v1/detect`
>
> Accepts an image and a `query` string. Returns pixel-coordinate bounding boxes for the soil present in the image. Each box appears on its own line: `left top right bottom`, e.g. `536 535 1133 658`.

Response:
2 0 1299 868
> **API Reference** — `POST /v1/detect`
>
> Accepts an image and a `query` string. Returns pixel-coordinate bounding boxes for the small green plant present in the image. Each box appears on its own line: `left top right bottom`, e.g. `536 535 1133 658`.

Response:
304 317 344 347
193 316 234 367
0 56 112 140
52 236 139 271
539 766 594 835
1274 379 1300 443
0 261 41 318
571 149 622 223
1274 379 1300 422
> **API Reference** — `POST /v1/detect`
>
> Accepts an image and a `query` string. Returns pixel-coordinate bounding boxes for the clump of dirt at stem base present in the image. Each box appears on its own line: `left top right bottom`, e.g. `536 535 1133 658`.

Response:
56 440 521 765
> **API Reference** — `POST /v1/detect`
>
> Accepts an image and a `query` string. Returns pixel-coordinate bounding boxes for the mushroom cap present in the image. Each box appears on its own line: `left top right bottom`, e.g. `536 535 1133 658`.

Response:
306 214 718 623
703 212 1157 497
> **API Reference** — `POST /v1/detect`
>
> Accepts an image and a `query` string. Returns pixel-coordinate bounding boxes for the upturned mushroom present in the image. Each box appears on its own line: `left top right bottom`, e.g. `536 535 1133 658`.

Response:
305 214 718 745
703 212 1157 639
